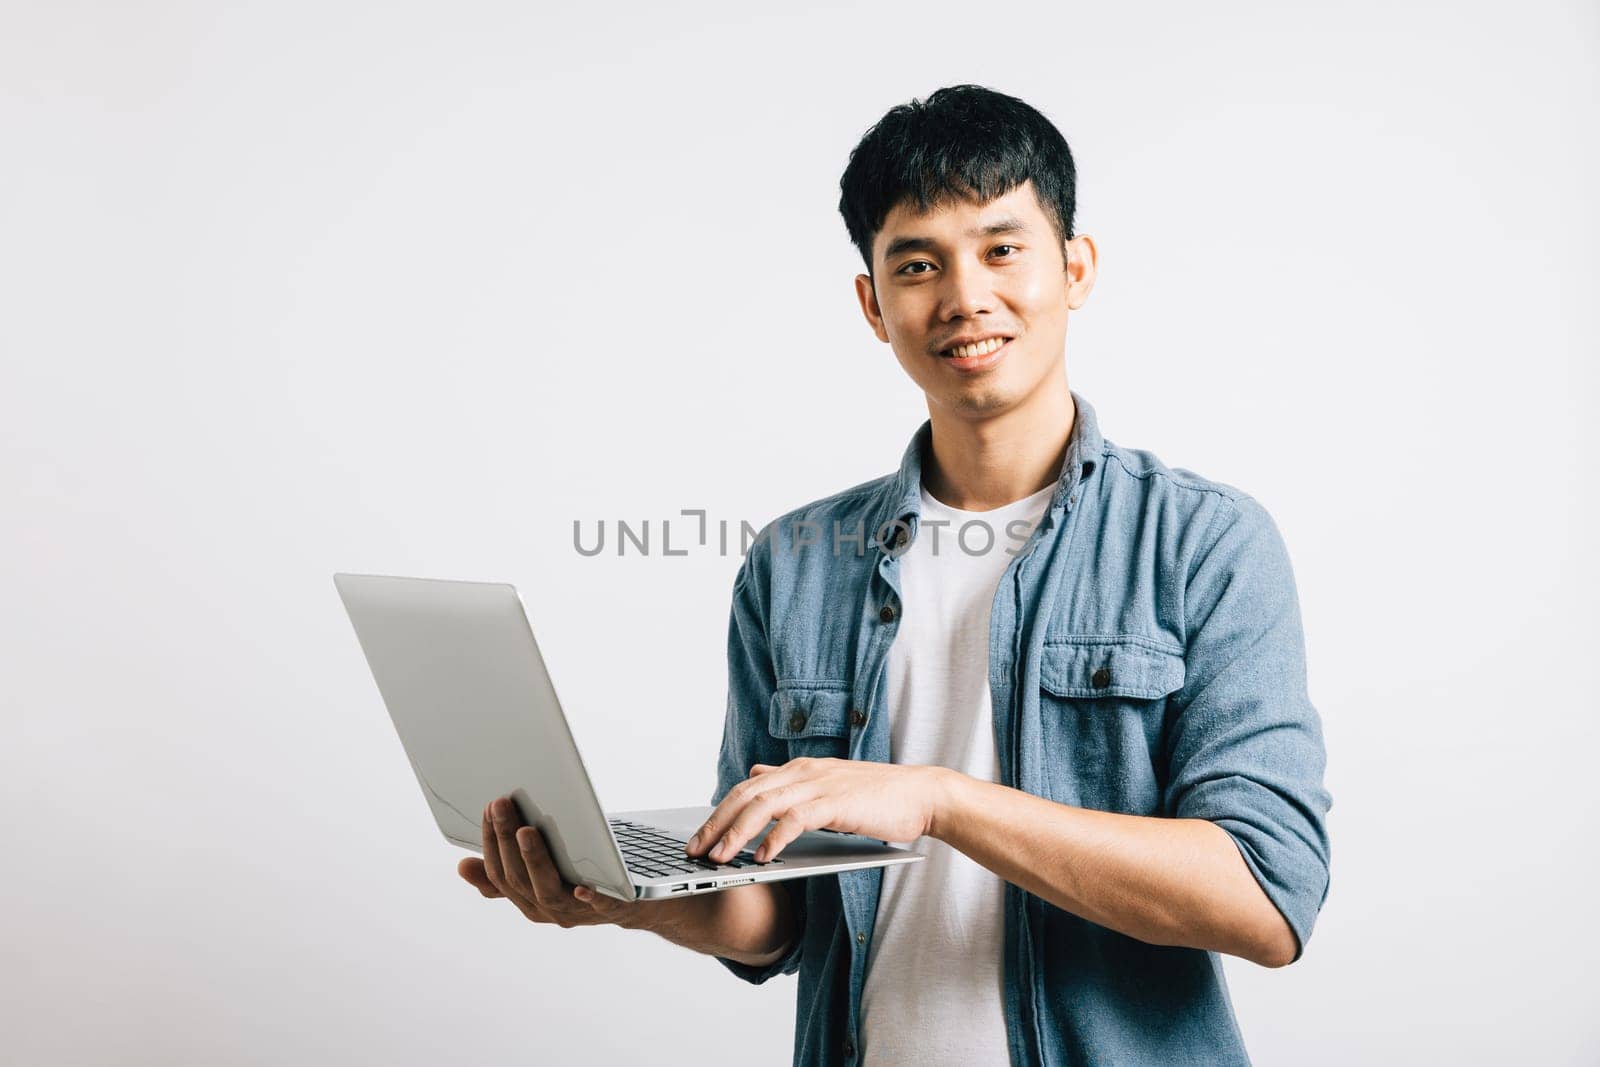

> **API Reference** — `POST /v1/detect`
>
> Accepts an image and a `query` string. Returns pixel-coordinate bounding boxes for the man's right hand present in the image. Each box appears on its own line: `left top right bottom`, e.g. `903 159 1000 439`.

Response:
457 795 655 931
457 795 793 970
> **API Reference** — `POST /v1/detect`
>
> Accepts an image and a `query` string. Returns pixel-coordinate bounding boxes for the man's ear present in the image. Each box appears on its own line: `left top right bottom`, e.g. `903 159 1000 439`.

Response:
855 272 891 343
1064 233 1098 310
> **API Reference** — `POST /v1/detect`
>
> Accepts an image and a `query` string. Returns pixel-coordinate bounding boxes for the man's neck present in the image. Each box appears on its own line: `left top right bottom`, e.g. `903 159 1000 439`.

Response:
920 385 1076 512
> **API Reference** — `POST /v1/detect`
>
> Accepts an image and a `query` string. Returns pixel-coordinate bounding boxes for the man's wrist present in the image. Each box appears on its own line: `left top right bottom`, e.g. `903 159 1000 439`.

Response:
925 765 970 842
624 891 710 936
625 882 795 968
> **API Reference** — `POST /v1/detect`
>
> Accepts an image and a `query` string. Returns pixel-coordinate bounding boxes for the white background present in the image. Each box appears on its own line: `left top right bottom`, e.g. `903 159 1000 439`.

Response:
4 2 1596 1063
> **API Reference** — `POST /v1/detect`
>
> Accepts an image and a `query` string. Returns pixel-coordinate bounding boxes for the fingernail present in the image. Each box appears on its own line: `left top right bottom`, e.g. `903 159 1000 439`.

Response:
687 832 701 851
574 887 589 901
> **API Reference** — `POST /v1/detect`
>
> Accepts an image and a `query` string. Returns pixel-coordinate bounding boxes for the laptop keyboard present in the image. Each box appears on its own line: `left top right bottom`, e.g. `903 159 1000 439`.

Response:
609 819 784 879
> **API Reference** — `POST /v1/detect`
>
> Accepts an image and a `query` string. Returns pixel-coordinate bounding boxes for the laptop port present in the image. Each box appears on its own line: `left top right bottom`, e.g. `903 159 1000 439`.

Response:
695 882 715 890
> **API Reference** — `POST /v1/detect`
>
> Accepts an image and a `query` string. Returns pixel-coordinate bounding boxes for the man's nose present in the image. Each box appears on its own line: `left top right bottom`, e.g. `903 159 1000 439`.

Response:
937 259 996 320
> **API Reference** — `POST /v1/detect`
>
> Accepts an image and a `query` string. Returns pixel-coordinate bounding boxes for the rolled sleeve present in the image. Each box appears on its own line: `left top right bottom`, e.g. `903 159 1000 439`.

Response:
711 543 806 984
1164 495 1333 963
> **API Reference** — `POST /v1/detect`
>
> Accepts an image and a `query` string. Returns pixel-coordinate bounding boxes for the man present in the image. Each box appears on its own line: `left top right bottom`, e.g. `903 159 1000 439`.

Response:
460 84 1332 1066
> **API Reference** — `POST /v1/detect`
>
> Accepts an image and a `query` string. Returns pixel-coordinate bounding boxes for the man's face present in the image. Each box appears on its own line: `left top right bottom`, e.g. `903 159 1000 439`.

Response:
854 179 1096 421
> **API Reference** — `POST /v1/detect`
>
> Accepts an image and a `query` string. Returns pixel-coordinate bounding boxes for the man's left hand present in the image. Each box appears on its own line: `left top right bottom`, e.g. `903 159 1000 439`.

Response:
685 758 948 863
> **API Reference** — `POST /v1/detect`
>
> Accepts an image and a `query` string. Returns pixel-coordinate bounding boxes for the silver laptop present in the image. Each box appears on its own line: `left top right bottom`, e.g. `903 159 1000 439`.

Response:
333 573 923 902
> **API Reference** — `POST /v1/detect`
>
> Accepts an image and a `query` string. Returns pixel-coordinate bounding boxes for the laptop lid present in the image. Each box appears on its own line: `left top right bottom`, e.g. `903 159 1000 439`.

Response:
333 572 636 900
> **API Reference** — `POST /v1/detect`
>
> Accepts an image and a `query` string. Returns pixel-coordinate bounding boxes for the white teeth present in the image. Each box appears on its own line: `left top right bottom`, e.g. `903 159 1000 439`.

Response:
947 337 1006 358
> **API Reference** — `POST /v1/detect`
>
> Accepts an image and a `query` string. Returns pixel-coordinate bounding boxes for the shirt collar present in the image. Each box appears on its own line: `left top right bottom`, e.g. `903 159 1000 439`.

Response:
872 389 1104 551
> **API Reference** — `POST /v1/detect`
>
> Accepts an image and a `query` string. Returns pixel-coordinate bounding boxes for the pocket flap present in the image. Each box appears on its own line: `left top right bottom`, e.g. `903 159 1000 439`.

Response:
768 686 853 739
1039 637 1185 699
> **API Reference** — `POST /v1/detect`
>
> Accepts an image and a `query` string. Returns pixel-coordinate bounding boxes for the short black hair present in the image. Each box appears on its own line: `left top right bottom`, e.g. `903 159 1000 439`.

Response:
837 84 1077 276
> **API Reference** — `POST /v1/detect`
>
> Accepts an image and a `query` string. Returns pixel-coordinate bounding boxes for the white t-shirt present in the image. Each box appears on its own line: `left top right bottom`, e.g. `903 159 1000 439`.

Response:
858 479 1056 1066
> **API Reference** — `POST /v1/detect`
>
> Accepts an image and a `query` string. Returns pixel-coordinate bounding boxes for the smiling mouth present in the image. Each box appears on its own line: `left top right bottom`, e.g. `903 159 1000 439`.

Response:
939 336 1012 359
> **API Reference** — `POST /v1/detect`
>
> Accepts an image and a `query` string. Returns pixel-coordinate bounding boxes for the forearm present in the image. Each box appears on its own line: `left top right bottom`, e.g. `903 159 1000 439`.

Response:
927 768 1296 967
627 881 798 968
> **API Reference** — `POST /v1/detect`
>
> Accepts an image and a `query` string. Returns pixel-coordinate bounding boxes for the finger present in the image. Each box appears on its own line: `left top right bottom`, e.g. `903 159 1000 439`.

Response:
572 886 646 930
689 760 808 858
573 884 625 913
689 783 766 858
481 803 509 893
754 802 823 863
711 780 814 862
491 797 537 902
458 856 503 898
687 795 742 857
515 824 571 907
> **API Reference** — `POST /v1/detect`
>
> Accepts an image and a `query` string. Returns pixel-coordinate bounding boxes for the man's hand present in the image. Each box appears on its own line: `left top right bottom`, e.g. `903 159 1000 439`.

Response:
458 796 650 930
686 758 948 863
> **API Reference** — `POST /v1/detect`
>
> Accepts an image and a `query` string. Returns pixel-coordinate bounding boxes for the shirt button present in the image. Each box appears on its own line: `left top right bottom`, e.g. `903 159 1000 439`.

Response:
788 710 808 731
1091 666 1111 688
849 708 867 727
892 529 908 550
878 604 896 623
856 931 866 944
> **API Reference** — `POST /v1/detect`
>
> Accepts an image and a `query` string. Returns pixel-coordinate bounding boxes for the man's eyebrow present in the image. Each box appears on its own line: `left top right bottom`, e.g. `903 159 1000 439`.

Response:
880 216 1033 262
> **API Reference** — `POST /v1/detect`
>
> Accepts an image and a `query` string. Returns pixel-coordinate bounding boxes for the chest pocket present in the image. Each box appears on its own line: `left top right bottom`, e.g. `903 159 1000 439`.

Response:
1037 636 1185 815
768 685 853 761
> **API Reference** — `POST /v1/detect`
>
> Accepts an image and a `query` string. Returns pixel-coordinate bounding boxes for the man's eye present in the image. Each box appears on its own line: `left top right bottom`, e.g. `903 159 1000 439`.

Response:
992 244 1018 258
898 261 933 275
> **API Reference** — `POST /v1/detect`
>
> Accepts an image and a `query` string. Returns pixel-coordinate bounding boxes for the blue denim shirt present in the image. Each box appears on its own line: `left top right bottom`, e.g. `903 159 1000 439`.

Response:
710 391 1332 1066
